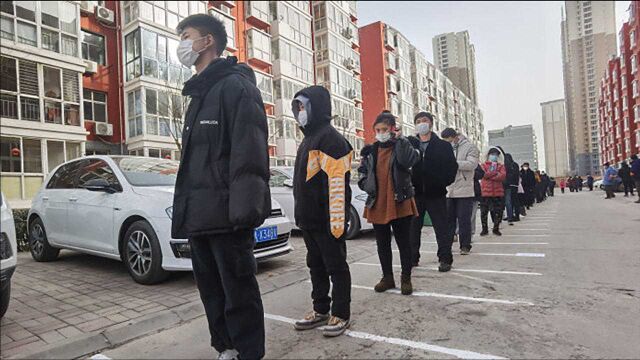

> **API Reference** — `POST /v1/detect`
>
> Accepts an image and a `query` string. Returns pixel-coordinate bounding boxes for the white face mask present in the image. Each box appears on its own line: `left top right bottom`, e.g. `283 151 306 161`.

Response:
177 37 207 68
416 122 430 135
296 110 308 127
376 132 392 143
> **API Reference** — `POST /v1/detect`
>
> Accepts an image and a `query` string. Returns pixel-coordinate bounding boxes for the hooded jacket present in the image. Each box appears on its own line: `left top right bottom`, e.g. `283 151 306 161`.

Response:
618 163 633 182
631 158 640 180
480 147 507 198
496 147 520 189
520 167 536 190
447 135 480 198
408 133 458 198
171 57 271 239
292 86 353 239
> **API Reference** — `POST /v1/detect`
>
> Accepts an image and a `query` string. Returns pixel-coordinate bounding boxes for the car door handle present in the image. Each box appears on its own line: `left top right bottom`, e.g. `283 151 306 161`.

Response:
68 197 78 202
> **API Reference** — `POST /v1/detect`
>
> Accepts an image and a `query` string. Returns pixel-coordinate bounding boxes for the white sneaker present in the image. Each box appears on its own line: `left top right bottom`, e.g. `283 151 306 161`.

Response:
218 349 239 360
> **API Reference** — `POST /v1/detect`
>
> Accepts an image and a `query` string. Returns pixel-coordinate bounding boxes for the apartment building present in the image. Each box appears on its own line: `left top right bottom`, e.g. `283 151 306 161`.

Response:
488 125 539 170
1 1 87 205
562 1 616 176
598 2 640 166
541 99 570 177
432 30 478 105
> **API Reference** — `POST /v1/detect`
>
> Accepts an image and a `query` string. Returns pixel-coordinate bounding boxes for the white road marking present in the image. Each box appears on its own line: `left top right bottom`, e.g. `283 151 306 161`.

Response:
354 262 543 276
264 313 507 359
396 250 546 257
90 355 111 360
351 284 535 305
450 272 499 285
422 241 549 245
506 228 549 231
501 234 550 237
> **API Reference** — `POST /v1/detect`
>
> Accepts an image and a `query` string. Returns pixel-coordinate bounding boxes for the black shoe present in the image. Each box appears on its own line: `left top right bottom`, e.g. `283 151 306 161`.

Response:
493 228 502 236
508 221 514 226
512 218 520 222
480 228 489 236
460 248 470 255
438 262 452 272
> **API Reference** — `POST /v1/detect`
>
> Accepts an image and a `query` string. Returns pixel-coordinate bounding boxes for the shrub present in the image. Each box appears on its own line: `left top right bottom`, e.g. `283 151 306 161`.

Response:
11 209 30 252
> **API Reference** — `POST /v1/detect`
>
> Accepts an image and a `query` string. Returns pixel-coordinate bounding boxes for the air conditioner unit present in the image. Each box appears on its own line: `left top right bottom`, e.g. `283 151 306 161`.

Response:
95 122 113 136
80 1 94 14
95 6 115 24
342 27 353 39
84 60 98 74
344 58 355 70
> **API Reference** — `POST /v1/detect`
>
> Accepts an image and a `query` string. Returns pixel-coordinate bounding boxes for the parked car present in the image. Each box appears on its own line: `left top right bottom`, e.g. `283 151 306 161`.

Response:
1 192 17 318
270 166 372 239
28 156 292 285
594 179 624 192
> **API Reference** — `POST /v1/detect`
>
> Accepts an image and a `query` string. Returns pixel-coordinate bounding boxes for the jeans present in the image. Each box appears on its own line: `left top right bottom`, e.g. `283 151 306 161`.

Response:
480 197 504 230
411 195 452 265
373 216 413 277
189 231 264 359
302 230 351 320
470 200 479 234
447 197 474 250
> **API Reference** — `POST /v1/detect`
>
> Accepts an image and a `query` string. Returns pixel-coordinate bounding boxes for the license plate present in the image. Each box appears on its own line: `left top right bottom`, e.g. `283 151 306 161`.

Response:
254 226 278 243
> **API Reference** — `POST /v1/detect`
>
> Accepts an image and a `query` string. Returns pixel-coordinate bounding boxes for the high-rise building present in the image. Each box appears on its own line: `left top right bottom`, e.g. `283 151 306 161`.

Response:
488 125 539 170
598 2 640 166
541 99 570 177
561 1 616 176
359 21 484 150
432 30 478 104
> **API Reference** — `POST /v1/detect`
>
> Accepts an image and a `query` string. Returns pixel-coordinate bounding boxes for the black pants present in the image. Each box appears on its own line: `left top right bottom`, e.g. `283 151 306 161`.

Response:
302 230 351 320
561 188 565 193
524 188 535 207
374 216 414 277
189 231 264 359
411 195 452 265
636 180 640 200
623 181 635 196
605 185 616 198
588 184 594 191
480 197 504 230
447 197 473 250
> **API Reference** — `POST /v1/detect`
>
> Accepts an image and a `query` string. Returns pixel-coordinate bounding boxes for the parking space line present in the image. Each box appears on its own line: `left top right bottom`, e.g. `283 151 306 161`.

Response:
264 314 507 359
501 234 549 237
505 228 548 231
354 262 543 276
350 284 535 305
422 241 549 245
450 272 499 285
396 250 546 257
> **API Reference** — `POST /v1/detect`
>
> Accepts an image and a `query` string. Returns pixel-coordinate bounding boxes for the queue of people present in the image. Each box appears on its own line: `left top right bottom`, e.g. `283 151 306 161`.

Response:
168 14 569 359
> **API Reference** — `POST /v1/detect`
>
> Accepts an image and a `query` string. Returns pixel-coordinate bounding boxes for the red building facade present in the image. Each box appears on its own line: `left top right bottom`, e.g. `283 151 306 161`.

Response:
599 2 640 165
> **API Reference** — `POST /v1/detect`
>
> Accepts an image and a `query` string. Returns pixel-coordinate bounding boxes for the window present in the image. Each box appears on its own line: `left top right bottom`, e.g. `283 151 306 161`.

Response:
247 29 271 63
210 9 235 49
46 159 83 189
81 30 105 65
632 56 638 74
83 90 107 122
77 159 120 189
125 29 141 80
127 89 143 137
255 71 273 104
631 31 636 47
634 81 639 98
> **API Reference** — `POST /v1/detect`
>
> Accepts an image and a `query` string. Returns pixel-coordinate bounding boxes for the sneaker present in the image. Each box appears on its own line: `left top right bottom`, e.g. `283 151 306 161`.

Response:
438 262 452 272
400 274 413 295
460 248 470 255
322 316 350 337
294 311 330 331
635 200 640 203
480 229 489 236
508 221 514 226
453 234 458 243
374 276 396 293
493 228 502 236
218 349 239 360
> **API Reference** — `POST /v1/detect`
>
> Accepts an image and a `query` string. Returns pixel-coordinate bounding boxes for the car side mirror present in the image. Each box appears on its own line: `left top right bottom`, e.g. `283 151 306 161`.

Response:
283 179 293 188
82 178 116 194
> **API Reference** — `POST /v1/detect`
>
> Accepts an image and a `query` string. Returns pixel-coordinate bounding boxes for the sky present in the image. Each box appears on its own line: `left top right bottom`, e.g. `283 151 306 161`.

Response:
358 1 630 171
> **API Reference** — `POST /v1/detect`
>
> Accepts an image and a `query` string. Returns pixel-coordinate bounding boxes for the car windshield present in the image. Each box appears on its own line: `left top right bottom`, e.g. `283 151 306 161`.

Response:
112 157 179 187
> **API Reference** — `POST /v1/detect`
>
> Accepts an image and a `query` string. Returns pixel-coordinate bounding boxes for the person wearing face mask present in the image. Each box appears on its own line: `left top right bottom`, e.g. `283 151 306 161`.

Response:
407 112 458 272
602 162 619 199
358 111 420 295
171 15 270 360
480 148 507 236
290 86 354 337
440 128 479 255
520 162 536 209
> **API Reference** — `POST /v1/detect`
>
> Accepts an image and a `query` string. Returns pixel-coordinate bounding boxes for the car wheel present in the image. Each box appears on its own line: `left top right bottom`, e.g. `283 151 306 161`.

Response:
345 206 361 240
123 220 169 285
0 281 9 318
29 217 60 262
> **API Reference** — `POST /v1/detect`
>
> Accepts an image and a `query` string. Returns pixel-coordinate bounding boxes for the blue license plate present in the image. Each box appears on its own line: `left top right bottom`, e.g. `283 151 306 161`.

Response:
254 226 278 243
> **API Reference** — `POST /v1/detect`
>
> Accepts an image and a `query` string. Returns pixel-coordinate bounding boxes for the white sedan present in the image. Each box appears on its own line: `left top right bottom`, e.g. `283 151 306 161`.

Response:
270 166 372 239
1 192 17 318
28 156 292 284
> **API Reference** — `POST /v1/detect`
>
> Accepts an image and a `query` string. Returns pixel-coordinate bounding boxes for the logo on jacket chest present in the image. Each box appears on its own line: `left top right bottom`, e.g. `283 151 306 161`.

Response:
200 119 219 125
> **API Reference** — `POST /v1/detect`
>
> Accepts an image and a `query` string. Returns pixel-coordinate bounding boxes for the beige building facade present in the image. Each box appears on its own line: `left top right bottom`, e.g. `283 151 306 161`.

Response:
541 99 570 177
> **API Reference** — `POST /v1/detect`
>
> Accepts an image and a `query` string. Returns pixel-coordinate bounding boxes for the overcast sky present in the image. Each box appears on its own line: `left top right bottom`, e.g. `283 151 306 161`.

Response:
358 1 630 170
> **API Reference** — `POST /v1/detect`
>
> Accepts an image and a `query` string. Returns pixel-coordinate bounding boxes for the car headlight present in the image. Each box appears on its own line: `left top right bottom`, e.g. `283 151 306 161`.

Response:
165 206 173 219
355 194 368 202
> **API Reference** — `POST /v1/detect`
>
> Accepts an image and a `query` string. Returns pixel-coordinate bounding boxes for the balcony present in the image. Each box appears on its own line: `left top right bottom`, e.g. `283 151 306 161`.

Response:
384 28 395 51
247 28 272 67
385 53 397 74
255 71 274 105
246 1 270 30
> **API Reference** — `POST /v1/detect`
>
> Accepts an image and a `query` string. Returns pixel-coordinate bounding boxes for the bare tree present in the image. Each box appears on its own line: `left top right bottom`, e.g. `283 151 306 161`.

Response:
161 90 186 152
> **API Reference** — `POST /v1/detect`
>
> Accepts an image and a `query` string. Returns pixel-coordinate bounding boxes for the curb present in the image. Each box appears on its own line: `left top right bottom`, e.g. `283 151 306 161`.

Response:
9 302 204 360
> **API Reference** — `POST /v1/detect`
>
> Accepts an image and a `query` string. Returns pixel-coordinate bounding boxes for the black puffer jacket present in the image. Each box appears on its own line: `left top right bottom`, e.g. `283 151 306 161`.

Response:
358 136 419 209
503 153 520 188
293 86 353 238
171 57 270 239
408 133 458 198
474 165 485 201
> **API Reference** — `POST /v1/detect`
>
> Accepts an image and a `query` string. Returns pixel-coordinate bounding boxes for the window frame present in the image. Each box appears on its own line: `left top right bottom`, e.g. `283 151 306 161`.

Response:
83 89 107 123
81 29 106 65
